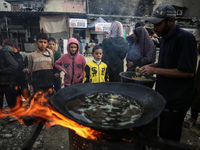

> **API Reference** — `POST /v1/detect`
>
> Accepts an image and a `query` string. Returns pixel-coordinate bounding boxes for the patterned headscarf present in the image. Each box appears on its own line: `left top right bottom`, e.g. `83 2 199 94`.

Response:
108 21 123 38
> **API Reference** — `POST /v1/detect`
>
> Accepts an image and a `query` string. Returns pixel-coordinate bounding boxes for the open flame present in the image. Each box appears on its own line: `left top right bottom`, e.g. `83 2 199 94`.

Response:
0 89 102 140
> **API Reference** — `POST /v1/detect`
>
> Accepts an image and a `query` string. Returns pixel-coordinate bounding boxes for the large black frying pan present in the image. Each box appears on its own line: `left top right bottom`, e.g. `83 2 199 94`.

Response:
50 83 166 131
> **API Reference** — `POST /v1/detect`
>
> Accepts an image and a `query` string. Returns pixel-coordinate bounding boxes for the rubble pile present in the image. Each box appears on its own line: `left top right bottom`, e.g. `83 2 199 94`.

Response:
0 118 45 150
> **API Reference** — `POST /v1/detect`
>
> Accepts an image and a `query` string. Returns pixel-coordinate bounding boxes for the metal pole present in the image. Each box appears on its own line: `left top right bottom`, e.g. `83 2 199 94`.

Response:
4 14 9 39
86 0 89 14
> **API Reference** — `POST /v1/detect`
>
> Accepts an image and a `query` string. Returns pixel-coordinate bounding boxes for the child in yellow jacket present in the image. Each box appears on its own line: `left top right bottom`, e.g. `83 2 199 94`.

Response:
84 45 109 83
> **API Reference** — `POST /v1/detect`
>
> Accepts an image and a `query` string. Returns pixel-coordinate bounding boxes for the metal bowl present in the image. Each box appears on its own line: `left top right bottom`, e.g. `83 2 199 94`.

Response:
119 71 157 88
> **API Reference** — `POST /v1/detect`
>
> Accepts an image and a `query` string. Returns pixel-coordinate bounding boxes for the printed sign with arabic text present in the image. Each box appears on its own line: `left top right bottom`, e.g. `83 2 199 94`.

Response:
69 18 87 28
95 23 111 31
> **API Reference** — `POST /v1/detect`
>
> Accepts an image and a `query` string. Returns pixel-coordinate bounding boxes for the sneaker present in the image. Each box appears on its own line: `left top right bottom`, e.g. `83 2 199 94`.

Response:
184 118 196 128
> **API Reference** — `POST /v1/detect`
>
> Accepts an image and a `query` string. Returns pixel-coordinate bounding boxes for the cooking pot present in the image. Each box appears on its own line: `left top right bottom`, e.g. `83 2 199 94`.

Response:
50 83 166 131
119 71 157 88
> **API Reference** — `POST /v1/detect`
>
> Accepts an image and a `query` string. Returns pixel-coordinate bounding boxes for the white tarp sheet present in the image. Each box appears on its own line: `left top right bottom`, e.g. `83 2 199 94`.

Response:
40 16 67 33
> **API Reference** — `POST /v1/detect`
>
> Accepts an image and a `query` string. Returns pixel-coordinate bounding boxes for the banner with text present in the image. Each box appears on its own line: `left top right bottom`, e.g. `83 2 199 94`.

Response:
95 23 111 31
69 18 87 28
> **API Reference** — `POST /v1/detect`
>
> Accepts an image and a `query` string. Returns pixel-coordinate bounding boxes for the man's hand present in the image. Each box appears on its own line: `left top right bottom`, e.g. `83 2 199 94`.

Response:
23 68 28 72
140 65 155 76
127 61 134 68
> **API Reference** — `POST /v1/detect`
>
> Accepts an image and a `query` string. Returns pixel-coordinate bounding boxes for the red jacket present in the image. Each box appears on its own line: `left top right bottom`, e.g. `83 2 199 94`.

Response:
55 38 86 86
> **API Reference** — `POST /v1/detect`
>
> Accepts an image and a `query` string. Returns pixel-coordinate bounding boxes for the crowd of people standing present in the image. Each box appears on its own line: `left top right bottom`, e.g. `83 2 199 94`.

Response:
0 3 199 146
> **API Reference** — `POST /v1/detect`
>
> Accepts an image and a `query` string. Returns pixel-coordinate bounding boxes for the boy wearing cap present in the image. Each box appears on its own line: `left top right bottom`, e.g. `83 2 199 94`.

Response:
141 3 197 142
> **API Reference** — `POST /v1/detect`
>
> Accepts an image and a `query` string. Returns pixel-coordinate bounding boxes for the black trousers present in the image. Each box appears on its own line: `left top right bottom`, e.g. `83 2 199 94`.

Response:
191 108 200 121
53 76 61 92
159 109 187 142
0 85 16 111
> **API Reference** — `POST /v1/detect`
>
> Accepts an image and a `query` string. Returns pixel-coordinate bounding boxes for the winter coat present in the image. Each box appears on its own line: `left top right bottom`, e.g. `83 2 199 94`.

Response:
84 60 109 83
126 34 135 52
0 46 18 85
126 27 155 70
13 51 27 87
102 37 128 82
53 51 61 74
55 38 86 86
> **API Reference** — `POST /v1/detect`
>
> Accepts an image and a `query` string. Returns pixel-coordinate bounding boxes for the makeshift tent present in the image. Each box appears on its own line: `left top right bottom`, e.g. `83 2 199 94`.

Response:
87 17 107 29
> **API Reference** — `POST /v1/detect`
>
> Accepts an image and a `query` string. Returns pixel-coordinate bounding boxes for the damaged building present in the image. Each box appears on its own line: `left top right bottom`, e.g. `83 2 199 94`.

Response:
153 0 200 44
0 0 87 52
0 0 199 52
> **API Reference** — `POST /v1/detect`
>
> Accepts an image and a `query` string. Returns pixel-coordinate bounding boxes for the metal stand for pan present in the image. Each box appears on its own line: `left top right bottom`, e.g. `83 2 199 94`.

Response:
21 122 43 150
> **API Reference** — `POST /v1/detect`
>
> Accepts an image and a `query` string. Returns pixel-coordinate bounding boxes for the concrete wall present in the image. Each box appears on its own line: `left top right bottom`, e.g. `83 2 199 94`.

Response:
45 0 86 13
182 0 200 18
154 0 200 18
88 0 154 16
152 0 200 41
0 0 11 11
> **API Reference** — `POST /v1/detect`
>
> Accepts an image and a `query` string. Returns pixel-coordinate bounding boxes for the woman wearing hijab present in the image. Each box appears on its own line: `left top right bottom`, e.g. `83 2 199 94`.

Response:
126 27 155 71
102 21 128 82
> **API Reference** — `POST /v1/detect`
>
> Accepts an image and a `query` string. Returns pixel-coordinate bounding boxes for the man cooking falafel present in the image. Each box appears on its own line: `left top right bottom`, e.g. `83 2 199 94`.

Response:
141 3 197 142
